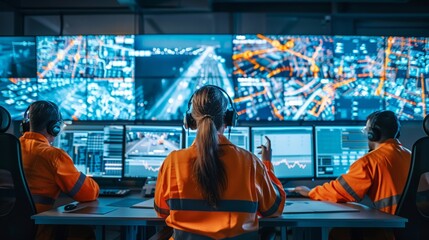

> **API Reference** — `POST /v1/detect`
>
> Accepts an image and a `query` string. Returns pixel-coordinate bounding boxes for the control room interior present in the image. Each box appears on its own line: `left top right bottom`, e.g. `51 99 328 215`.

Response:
1 0 429 239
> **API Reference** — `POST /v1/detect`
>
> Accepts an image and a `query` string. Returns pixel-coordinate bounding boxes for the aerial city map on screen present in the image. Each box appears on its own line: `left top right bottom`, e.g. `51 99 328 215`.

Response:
0 34 428 121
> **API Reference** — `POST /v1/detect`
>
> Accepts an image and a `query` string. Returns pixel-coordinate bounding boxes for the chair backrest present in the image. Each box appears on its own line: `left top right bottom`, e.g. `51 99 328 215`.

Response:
0 106 37 240
395 115 429 240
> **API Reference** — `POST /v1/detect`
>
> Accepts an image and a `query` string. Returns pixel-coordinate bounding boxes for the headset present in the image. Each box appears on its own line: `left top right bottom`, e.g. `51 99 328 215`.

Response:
20 100 63 137
183 85 237 130
367 110 400 142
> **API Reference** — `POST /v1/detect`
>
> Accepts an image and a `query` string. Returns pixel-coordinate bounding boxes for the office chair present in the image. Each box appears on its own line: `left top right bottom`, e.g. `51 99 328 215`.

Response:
395 115 429 240
0 106 37 240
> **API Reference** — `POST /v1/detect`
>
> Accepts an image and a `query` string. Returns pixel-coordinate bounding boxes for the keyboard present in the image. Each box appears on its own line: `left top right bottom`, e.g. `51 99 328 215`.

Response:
99 188 131 197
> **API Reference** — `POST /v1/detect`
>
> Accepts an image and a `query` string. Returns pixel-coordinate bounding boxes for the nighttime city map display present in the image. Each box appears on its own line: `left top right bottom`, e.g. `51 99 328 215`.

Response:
233 35 335 121
384 37 429 120
134 35 234 120
333 36 385 120
35 35 135 120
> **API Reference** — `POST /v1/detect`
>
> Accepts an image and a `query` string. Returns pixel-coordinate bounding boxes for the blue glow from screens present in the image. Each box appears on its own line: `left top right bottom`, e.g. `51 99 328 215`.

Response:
86 78 135 120
185 127 250 150
233 35 334 121
384 37 429 120
0 78 37 119
38 78 88 120
56 125 124 178
251 126 314 178
0 37 36 78
134 35 234 120
0 35 428 121
124 125 183 178
333 36 385 120
315 126 368 178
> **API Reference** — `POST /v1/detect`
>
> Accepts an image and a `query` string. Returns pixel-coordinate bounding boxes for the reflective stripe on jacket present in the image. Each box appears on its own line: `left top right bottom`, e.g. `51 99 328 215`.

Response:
154 134 286 239
309 139 411 214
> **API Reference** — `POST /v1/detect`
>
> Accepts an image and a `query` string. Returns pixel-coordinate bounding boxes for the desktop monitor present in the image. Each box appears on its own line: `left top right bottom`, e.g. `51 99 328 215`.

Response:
124 125 183 178
315 126 368 178
251 126 314 179
55 125 124 178
185 127 250 150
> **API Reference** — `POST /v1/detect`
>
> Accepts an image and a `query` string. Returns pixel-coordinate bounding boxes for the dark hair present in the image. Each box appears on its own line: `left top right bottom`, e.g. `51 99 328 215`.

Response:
29 101 61 132
191 86 228 207
367 110 400 140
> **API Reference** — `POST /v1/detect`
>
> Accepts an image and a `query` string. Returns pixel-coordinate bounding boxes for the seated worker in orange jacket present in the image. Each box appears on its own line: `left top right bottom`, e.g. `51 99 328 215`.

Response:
154 85 286 239
20 101 100 240
295 110 411 240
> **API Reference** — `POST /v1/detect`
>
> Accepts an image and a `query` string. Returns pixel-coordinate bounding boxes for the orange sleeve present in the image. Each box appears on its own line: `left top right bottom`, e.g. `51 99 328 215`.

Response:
309 158 372 203
256 160 286 217
53 150 99 202
154 154 171 218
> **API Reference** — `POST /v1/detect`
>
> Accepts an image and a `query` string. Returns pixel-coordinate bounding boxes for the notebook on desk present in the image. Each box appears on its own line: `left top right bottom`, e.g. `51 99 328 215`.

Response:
283 200 359 214
132 198 154 209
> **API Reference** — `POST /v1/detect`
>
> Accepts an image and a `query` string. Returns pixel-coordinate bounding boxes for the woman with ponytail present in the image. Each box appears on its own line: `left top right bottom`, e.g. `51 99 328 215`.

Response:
154 85 286 239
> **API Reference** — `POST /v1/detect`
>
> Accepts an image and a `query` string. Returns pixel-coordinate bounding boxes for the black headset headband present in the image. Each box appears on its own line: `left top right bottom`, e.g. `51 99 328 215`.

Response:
186 85 236 113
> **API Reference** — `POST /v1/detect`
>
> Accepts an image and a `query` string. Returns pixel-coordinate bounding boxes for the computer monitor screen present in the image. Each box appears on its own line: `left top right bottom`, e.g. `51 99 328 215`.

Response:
0 78 37 120
384 37 429 120
124 125 183 178
251 127 314 178
232 34 334 121
315 126 368 178
333 36 385 120
0 37 37 78
185 127 250 150
56 125 124 178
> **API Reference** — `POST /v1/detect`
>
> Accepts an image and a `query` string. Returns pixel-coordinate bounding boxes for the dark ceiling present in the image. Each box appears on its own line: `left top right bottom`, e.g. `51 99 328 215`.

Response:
1 0 428 15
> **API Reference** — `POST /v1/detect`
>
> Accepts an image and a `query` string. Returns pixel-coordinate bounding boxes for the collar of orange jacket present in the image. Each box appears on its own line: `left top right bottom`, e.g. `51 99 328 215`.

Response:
21 132 50 144
378 138 402 148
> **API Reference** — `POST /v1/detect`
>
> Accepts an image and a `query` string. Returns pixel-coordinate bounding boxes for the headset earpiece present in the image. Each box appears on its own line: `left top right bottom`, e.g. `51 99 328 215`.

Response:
47 120 62 137
184 85 237 130
367 112 381 142
183 112 197 130
20 104 31 135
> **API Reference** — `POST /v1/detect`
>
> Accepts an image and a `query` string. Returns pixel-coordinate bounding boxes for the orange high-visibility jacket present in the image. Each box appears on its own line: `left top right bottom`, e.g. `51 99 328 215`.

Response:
155 134 286 239
20 132 100 213
309 139 411 214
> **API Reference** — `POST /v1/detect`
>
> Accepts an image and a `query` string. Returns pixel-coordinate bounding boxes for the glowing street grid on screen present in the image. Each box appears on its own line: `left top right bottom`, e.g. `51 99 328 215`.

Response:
232 35 334 121
56 125 124 178
124 126 182 178
0 78 37 120
133 35 234 120
86 78 135 120
0 37 36 78
333 36 385 120
86 35 135 78
37 36 87 78
37 78 87 120
315 126 368 178
384 37 429 120
185 127 250 150
251 127 314 178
